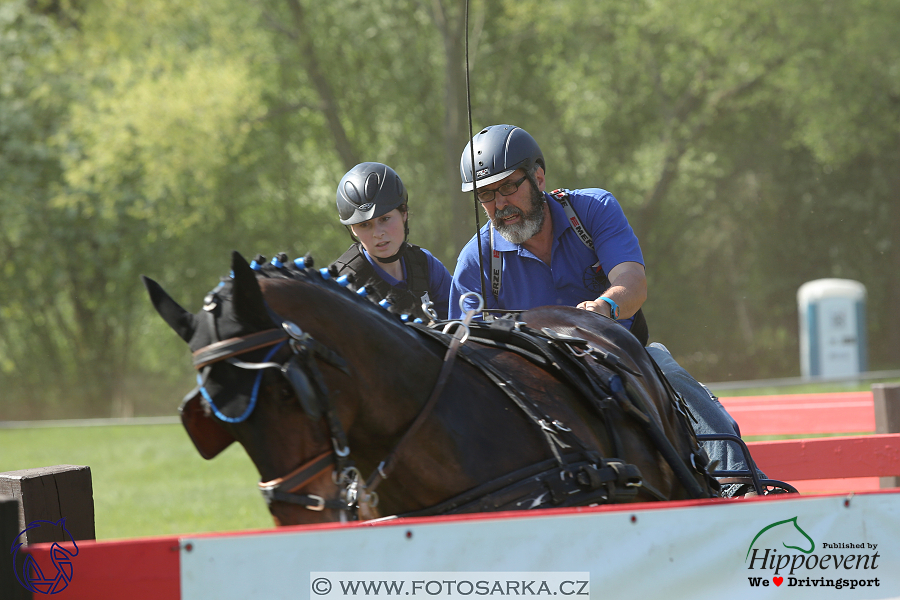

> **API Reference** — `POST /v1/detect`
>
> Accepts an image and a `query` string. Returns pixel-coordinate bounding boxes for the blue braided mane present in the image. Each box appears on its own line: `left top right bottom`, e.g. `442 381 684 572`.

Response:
240 252 428 328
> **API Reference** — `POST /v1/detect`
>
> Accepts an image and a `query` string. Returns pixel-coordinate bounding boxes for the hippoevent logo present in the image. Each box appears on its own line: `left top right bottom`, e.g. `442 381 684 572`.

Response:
745 516 880 591
10 518 79 595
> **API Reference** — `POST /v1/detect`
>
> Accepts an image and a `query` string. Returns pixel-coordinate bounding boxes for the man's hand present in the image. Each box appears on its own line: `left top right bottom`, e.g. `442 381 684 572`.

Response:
577 297 615 317
576 261 647 319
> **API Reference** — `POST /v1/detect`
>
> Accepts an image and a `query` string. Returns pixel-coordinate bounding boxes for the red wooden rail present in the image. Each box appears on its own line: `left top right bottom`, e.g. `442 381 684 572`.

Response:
717 385 900 494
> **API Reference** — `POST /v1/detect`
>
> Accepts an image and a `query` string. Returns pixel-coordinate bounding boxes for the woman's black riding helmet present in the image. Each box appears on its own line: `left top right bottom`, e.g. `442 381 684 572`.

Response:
459 125 545 192
336 162 408 225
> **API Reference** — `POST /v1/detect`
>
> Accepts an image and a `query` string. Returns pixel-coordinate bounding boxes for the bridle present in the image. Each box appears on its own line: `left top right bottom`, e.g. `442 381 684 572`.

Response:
185 285 478 520
187 284 368 516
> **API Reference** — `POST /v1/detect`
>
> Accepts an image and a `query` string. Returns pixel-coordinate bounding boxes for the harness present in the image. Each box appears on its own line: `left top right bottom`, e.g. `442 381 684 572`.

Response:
490 189 649 346
187 282 716 519
402 317 719 513
331 243 434 321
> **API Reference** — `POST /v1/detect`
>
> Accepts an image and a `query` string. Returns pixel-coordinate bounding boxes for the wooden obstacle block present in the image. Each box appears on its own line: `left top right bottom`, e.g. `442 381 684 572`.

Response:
1 495 31 600
0 465 95 544
874 383 900 488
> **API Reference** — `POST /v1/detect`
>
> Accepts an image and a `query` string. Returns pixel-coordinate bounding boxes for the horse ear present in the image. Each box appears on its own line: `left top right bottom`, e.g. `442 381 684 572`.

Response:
142 276 198 343
230 251 274 328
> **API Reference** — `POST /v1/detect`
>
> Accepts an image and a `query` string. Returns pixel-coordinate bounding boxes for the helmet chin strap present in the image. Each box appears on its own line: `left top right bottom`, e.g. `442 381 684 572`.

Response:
374 240 408 264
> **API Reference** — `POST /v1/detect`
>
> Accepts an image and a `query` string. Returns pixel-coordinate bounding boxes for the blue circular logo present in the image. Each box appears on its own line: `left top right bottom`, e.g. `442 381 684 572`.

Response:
10 518 79 595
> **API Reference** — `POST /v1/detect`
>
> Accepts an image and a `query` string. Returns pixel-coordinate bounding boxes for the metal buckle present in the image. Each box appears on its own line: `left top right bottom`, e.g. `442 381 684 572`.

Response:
441 321 471 344
259 485 276 503
203 293 218 311
305 494 326 511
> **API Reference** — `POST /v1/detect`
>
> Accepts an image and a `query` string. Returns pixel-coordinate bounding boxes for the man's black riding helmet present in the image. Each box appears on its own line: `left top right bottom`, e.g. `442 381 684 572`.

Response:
459 125 545 192
336 162 408 225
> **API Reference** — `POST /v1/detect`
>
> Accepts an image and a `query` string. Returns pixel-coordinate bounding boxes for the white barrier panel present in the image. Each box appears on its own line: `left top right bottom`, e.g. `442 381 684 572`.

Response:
180 493 900 600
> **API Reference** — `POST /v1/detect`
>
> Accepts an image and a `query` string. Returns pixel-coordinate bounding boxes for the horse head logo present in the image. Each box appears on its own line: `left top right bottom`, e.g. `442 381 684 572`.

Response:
10 518 79 595
746 516 815 561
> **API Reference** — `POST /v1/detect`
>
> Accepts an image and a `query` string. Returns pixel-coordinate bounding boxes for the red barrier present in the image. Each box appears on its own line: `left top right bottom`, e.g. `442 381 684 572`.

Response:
22 536 180 600
719 391 874 436
746 432 900 494
718 390 900 494
747 433 900 480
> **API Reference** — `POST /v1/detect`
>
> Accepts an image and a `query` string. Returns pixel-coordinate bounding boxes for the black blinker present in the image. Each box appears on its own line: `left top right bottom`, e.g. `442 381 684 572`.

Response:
282 356 322 419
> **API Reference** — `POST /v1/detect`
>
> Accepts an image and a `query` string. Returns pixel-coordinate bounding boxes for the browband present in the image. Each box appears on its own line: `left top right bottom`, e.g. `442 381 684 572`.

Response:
192 328 288 369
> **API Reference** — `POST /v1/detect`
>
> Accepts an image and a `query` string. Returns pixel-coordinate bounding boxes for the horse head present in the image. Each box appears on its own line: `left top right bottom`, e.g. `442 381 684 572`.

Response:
143 250 373 524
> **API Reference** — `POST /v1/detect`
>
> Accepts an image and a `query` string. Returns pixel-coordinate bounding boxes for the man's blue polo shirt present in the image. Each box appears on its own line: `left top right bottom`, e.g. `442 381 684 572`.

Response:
448 189 643 329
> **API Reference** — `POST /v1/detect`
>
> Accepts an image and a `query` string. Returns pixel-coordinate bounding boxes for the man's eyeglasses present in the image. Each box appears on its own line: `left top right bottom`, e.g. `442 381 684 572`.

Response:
475 174 528 204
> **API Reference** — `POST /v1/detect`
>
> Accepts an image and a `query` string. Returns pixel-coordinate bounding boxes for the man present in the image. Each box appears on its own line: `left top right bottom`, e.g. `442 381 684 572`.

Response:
450 124 758 496
449 124 648 346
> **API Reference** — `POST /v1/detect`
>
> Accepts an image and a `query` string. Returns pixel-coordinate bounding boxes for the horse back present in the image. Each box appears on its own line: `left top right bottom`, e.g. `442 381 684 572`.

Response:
520 306 709 499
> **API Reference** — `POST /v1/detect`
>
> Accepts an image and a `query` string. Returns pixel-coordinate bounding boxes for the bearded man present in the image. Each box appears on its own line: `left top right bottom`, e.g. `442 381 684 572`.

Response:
449 124 647 345
449 124 760 496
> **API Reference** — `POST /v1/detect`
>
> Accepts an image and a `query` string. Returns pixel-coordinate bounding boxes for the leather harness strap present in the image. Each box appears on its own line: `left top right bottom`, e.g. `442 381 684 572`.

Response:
192 328 288 369
365 323 468 493
396 453 646 518
258 451 349 510
258 451 334 493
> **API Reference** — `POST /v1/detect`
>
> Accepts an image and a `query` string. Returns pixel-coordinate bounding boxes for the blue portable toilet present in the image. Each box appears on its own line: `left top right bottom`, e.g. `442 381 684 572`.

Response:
797 279 867 378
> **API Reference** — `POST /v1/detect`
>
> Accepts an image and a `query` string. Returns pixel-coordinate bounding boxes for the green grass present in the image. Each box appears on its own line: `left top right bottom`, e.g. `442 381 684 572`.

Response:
0 424 274 540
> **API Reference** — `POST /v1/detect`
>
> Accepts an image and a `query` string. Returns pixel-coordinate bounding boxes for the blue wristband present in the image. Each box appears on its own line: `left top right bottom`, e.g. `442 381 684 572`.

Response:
598 297 619 320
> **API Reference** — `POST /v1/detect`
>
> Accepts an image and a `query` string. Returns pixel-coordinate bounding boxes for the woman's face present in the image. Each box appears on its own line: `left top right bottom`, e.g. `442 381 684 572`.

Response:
349 208 408 260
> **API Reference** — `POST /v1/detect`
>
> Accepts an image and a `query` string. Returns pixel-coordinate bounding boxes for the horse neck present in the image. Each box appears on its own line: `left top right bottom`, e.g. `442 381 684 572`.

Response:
260 277 442 426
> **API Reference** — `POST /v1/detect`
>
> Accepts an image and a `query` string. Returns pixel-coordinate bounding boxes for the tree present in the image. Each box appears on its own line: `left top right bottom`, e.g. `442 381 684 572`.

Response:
4 0 899 419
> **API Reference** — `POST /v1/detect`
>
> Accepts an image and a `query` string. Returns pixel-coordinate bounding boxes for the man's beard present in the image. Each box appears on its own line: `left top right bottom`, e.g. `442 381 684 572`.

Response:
492 185 545 244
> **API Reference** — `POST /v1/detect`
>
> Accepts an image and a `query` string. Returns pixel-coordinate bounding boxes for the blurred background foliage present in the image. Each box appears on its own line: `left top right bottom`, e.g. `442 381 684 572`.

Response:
1 0 898 418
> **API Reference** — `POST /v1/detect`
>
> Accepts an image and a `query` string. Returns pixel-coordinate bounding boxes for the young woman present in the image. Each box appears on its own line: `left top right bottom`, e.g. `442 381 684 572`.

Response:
330 162 451 321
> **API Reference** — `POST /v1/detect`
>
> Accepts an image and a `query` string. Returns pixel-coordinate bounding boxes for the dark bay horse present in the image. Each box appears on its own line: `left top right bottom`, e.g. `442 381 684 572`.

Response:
143 251 718 525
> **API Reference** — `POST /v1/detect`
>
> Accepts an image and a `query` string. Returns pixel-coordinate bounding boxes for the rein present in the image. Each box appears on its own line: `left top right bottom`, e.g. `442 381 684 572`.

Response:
364 294 483 493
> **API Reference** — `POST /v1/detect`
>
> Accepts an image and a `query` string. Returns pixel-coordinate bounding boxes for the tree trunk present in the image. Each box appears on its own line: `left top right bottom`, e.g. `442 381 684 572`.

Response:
430 0 479 263
285 0 359 170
